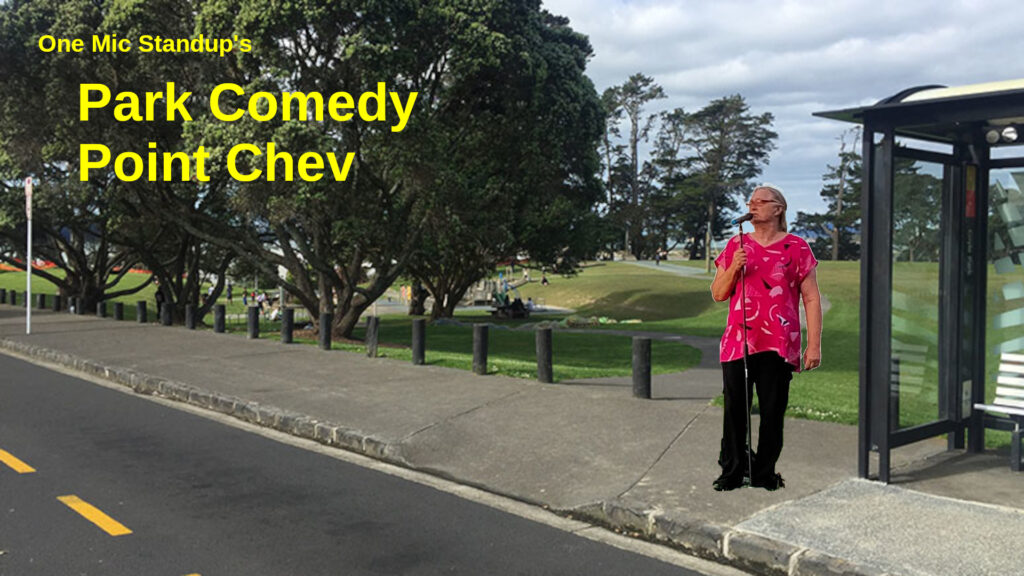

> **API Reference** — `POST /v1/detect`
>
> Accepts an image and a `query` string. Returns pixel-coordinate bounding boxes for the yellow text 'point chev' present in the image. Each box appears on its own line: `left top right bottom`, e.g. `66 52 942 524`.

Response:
79 143 356 183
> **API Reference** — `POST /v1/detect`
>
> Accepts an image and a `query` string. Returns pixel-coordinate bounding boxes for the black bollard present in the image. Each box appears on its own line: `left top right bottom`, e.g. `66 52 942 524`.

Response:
96 301 107 318
136 301 147 323
412 318 426 365
473 324 489 375
632 337 652 399
0 288 6 304
281 307 294 343
114 302 123 321
214 304 225 333
161 302 173 326
9 290 16 307
536 328 553 383
319 312 333 350
36 293 46 310
53 294 62 312
247 306 259 339
365 316 380 358
23 291 28 308
185 304 196 330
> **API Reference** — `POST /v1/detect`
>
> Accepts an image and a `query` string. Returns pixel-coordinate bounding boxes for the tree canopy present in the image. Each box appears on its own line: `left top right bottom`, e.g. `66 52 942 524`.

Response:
0 0 608 332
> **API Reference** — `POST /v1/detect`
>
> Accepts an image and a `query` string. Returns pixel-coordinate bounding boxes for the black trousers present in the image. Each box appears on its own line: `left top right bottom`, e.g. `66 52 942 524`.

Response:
719 351 793 483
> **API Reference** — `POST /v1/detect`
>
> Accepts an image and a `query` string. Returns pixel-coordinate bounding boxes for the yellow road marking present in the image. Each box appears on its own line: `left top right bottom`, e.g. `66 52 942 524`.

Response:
57 495 133 536
0 449 36 474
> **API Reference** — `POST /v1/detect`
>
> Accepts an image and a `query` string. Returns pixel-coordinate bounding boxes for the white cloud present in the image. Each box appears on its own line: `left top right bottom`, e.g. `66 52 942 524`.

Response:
543 0 1024 215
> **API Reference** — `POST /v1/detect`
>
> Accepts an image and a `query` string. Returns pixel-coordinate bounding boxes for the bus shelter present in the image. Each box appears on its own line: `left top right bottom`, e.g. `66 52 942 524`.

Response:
816 79 1024 482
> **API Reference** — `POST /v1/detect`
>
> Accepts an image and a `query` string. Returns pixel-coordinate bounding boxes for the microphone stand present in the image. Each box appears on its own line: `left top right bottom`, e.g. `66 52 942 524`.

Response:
738 222 753 485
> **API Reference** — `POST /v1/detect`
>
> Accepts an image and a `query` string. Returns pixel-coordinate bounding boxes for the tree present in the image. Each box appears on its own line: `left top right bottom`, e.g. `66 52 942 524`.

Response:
599 87 623 210
643 107 691 254
182 0 605 335
404 7 604 319
99 0 237 323
792 128 862 260
0 0 152 310
892 156 942 262
604 73 665 258
683 95 777 271
0 0 243 323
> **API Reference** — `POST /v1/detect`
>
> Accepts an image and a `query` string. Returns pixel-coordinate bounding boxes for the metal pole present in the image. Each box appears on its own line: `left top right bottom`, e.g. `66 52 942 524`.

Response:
739 223 753 483
25 177 32 335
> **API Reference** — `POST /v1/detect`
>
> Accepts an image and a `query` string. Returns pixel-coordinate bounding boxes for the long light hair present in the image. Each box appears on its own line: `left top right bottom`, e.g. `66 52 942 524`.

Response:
753 184 788 232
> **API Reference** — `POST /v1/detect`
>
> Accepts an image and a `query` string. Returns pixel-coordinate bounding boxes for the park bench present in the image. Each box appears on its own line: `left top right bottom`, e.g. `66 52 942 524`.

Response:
973 352 1024 471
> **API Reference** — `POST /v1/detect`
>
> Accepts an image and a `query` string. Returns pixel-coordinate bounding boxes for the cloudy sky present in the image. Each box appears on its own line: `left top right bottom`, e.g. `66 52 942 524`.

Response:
543 0 1024 216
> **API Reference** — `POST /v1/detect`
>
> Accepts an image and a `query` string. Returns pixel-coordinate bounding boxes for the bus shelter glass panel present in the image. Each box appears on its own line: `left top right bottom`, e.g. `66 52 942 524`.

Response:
890 158 946 430
986 169 1024 419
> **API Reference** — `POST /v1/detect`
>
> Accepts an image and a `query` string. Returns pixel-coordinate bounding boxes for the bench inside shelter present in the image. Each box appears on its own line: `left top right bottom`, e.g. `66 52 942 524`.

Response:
973 352 1024 471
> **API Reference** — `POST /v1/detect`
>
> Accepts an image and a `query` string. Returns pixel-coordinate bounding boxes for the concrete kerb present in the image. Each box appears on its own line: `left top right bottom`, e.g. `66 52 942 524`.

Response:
0 335 892 576
569 499 896 576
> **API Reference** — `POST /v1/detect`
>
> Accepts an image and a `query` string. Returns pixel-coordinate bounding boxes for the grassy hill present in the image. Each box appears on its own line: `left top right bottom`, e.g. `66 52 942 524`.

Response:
512 261 861 424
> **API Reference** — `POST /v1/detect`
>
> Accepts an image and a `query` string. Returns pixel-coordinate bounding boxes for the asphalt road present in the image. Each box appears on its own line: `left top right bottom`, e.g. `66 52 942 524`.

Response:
0 353 726 576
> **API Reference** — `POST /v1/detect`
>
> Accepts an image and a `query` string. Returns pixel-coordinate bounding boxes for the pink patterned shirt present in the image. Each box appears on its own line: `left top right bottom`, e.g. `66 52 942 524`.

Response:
714 233 818 371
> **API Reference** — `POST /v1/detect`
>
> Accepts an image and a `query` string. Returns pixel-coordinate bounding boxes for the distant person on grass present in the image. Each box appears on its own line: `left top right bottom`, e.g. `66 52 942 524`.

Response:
709 185 822 492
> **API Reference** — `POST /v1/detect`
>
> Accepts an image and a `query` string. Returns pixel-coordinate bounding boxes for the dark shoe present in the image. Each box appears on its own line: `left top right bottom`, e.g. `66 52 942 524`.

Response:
712 475 746 492
751 473 785 491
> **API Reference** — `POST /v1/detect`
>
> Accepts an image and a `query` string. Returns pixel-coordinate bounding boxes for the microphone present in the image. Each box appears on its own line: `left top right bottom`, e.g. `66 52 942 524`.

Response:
730 213 754 226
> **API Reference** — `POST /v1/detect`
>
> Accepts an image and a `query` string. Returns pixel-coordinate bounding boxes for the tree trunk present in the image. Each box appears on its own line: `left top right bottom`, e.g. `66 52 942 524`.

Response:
705 199 715 273
409 283 427 316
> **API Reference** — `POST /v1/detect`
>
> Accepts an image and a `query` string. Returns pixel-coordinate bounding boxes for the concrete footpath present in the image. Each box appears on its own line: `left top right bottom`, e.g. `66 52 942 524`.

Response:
2 307 1023 576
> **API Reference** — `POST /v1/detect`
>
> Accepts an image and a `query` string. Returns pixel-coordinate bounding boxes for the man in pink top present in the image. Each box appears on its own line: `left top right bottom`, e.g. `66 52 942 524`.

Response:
710 185 822 491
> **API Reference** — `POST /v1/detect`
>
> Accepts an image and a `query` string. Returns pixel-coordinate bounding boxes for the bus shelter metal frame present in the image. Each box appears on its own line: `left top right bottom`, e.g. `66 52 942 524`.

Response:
816 82 1024 482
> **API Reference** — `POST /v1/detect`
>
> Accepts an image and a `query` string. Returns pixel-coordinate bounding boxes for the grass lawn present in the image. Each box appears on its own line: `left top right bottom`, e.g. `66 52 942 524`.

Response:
212 313 700 382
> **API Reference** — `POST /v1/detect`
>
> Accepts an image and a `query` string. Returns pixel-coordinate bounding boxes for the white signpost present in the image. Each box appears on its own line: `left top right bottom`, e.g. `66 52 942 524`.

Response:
25 177 32 335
